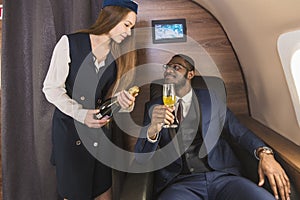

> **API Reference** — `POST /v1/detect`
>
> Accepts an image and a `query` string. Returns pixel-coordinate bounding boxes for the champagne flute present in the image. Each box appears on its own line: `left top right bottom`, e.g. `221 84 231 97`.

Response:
162 83 178 128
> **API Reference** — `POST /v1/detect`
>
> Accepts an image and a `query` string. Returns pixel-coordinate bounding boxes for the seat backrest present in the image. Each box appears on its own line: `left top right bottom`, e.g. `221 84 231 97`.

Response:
150 76 226 100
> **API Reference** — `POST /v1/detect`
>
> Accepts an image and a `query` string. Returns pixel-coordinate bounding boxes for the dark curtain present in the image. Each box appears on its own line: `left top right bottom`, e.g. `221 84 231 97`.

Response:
1 0 103 199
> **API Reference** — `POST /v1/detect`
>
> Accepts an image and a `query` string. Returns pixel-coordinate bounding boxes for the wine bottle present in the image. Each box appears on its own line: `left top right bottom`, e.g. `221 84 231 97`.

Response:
94 86 140 120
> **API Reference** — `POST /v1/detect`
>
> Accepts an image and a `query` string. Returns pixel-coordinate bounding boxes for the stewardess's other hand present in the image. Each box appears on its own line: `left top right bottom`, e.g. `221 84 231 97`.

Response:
117 90 137 109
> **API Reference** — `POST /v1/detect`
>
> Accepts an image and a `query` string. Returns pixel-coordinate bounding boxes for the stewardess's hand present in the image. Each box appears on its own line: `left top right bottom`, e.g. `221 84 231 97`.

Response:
84 109 110 128
117 90 137 109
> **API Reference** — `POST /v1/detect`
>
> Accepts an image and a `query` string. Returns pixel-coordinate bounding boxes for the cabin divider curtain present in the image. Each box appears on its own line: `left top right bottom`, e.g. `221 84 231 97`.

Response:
1 0 102 199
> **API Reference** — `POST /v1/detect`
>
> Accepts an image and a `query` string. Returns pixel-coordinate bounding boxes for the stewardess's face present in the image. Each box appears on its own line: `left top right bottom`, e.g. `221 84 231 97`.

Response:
109 11 136 43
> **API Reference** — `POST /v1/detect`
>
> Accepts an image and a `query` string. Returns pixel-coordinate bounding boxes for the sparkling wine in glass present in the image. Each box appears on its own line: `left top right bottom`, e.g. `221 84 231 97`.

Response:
162 83 177 128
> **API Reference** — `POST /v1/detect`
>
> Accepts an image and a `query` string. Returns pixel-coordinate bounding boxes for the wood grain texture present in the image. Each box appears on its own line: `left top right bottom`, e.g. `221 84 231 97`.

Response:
132 0 247 121
125 0 248 151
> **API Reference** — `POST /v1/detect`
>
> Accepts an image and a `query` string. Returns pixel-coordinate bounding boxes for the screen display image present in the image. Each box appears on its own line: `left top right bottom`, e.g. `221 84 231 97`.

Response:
152 19 187 44
155 24 184 40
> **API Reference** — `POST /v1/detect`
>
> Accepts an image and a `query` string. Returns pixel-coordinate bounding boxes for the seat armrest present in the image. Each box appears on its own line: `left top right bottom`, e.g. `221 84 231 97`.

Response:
237 114 300 199
120 172 153 200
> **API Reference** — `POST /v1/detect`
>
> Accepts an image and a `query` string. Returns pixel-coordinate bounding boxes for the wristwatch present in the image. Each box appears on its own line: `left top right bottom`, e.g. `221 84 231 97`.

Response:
255 146 274 160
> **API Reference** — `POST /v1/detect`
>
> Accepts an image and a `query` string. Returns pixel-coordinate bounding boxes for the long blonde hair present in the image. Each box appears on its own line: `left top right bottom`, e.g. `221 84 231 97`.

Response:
80 6 137 95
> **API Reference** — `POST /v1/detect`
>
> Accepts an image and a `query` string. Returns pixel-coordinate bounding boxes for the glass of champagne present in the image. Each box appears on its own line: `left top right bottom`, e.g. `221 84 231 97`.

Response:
162 83 178 128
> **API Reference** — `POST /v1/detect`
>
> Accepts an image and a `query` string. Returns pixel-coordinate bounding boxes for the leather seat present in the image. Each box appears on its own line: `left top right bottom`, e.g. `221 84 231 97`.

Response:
117 76 299 200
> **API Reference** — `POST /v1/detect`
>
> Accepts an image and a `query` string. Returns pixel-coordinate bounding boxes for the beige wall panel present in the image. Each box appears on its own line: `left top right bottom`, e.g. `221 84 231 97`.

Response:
193 0 300 145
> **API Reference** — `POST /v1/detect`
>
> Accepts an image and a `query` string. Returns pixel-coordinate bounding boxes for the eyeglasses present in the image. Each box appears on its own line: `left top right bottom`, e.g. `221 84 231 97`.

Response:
162 63 188 71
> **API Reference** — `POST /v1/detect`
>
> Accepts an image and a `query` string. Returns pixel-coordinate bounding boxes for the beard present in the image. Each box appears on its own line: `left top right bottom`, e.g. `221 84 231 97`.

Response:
164 71 188 90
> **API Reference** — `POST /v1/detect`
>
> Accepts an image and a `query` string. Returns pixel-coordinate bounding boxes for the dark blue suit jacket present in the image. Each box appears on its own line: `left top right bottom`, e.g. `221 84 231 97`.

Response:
134 89 266 195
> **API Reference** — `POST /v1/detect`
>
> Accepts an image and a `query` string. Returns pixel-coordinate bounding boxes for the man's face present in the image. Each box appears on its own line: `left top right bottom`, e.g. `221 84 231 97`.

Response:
164 57 190 89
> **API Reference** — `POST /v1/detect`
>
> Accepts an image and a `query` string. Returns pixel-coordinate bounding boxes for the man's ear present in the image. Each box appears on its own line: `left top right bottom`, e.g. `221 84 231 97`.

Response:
187 71 195 80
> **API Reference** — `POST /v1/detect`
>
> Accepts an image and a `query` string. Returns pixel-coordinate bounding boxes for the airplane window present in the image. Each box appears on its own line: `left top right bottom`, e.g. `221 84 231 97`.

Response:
277 30 300 127
291 50 300 103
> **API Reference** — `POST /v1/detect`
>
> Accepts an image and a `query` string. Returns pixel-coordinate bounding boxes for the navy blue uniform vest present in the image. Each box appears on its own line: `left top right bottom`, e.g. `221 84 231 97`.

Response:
51 33 116 199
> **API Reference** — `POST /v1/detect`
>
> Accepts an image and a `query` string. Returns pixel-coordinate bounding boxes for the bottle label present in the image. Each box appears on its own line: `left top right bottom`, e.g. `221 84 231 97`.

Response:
95 112 103 119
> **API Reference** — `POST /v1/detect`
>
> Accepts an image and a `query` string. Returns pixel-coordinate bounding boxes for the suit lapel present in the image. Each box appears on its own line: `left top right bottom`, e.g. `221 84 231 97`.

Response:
195 89 212 138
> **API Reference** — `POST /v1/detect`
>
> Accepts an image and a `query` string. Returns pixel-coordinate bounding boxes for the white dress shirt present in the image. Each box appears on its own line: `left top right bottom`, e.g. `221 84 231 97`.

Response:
175 88 193 119
42 35 106 124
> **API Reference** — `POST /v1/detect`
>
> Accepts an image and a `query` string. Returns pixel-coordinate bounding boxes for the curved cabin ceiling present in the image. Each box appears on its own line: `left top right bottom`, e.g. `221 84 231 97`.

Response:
193 0 300 145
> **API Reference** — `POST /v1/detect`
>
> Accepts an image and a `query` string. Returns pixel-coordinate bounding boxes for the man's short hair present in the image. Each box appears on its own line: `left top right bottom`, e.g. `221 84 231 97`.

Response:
173 54 195 71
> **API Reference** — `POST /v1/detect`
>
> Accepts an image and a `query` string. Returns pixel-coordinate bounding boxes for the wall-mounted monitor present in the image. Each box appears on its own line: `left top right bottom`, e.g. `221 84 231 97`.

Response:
152 18 187 44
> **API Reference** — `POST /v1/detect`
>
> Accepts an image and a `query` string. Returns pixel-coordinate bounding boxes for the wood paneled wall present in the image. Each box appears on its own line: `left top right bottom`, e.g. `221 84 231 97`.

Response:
0 0 2 88
122 0 249 151
130 0 248 127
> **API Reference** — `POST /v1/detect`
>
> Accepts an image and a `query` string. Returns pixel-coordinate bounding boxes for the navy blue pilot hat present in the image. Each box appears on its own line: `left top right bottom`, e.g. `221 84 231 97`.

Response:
102 0 138 14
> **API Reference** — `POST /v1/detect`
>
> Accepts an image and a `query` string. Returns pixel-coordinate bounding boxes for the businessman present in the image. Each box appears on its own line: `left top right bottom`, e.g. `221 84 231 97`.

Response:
134 54 290 200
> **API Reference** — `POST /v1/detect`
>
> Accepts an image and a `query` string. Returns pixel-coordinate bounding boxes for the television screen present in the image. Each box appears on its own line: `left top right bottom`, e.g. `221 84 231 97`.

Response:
152 19 187 44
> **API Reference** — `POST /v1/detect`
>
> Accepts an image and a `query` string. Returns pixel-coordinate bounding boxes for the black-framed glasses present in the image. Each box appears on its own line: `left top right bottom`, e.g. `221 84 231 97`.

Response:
162 63 188 71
